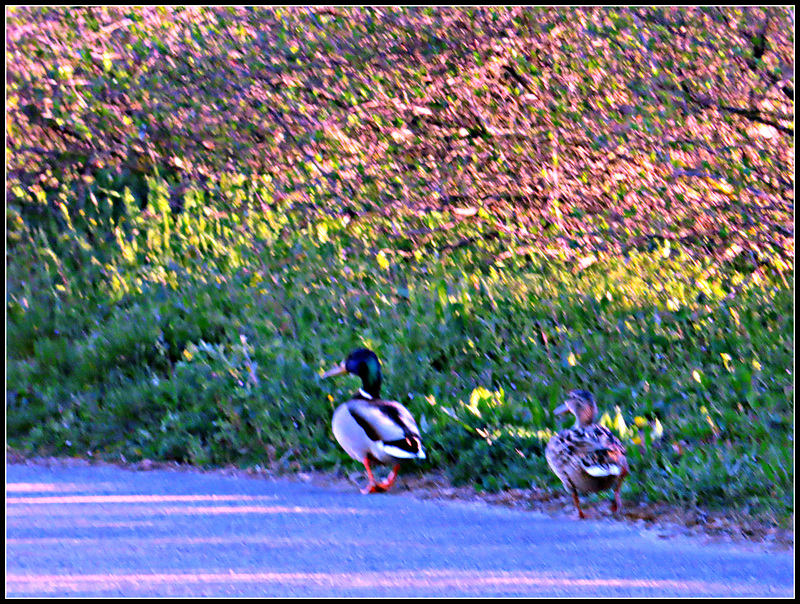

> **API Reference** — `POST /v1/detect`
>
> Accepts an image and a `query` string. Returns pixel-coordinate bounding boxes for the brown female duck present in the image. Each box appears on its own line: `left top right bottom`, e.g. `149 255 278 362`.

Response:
546 390 629 518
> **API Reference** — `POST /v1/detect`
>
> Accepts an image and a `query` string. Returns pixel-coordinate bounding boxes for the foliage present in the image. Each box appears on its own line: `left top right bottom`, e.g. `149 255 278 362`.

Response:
5 7 794 525
7 7 793 267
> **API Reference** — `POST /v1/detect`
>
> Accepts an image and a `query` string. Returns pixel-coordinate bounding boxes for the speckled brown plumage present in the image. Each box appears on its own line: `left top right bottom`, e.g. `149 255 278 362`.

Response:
546 390 629 519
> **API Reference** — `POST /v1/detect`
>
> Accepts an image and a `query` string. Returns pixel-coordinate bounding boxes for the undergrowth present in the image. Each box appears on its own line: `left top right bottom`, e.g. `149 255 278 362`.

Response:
7 174 793 524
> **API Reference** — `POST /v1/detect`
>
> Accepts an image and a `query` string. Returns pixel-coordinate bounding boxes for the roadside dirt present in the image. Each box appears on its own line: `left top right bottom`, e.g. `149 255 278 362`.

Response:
297 468 794 553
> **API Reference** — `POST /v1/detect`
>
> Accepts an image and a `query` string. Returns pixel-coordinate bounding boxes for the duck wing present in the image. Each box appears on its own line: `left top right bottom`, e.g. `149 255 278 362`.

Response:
347 399 424 459
555 425 626 477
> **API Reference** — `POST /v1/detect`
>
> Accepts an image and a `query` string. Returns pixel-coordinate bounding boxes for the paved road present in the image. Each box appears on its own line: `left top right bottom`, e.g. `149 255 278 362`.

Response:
6 462 793 597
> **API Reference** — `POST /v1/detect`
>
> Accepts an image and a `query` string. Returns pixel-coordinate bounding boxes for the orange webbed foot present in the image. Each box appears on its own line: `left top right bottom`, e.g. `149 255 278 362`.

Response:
360 460 400 494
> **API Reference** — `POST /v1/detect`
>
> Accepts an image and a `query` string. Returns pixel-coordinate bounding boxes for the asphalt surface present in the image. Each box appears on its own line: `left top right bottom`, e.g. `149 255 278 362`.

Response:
6 461 794 597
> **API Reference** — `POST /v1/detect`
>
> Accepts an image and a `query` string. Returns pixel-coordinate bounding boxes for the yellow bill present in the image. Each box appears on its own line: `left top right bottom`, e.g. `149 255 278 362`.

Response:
321 362 348 379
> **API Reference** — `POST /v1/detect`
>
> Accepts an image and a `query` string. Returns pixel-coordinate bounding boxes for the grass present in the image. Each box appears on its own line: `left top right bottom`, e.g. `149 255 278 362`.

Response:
6 175 793 525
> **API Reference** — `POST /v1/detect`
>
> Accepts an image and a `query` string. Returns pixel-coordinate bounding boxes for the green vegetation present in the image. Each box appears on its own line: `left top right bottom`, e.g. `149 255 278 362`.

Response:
7 7 793 525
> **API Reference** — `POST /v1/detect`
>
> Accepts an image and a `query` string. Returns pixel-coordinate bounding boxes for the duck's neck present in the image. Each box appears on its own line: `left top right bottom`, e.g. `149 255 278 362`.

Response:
573 407 596 428
358 357 382 400
358 376 381 400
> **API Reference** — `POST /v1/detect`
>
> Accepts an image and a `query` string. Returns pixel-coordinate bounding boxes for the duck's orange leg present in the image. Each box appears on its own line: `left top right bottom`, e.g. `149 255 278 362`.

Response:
360 456 380 494
375 464 401 492
611 465 629 515
360 458 400 494
571 489 587 519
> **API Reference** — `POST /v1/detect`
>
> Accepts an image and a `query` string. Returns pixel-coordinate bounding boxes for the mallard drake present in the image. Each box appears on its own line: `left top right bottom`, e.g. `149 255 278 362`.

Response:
545 389 629 519
322 348 426 494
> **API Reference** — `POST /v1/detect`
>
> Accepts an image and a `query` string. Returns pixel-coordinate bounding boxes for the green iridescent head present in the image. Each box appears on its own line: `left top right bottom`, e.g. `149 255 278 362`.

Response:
322 348 383 399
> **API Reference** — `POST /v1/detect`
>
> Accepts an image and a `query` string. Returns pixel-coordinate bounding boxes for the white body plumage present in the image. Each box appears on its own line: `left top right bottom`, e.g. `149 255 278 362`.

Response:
332 399 426 464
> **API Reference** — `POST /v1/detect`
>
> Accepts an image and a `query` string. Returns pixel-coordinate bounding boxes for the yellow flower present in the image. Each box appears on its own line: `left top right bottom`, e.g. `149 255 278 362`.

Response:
377 251 390 271
613 408 628 438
